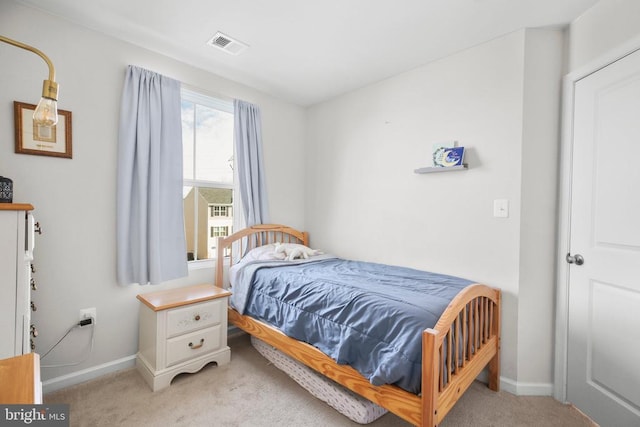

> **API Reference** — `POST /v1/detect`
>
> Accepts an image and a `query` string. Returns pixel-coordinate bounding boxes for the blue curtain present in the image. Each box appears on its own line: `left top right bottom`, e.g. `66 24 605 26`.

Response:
234 99 269 226
116 66 188 285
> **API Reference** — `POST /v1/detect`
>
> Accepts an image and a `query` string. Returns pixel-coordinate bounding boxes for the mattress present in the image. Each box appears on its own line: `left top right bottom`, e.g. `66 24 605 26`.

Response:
232 257 472 393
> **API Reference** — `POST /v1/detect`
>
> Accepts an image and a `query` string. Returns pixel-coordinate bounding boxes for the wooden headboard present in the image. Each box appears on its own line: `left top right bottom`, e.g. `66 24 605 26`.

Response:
215 224 308 288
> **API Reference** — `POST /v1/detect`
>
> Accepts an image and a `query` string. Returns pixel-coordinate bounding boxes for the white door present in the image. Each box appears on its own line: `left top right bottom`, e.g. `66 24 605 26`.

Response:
568 48 640 426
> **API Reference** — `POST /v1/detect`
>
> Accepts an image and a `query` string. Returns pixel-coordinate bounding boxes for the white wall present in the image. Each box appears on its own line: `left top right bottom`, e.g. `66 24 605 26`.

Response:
305 28 564 392
0 1 305 389
517 30 564 386
569 0 640 72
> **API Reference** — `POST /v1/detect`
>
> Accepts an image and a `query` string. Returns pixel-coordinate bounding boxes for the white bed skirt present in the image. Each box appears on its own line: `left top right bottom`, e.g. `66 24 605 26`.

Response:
251 336 388 424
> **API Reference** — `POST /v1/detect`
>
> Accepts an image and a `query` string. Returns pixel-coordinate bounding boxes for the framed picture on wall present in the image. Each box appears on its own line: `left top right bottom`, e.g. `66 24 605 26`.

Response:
14 101 72 159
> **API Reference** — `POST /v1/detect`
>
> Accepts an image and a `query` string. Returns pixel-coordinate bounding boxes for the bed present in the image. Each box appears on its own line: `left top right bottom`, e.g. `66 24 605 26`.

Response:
215 224 501 427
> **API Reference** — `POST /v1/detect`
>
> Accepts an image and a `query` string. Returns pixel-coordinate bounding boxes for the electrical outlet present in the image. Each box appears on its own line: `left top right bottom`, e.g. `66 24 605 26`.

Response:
79 307 97 324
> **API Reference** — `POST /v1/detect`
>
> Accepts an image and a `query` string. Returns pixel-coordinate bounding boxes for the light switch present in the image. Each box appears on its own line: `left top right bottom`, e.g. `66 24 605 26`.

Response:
493 199 509 218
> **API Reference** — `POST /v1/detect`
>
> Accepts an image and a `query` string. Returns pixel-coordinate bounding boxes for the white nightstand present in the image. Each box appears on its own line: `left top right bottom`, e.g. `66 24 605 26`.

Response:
136 284 231 391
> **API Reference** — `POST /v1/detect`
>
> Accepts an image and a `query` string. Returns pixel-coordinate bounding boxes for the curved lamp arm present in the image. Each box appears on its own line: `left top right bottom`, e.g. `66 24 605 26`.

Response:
0 35 59 126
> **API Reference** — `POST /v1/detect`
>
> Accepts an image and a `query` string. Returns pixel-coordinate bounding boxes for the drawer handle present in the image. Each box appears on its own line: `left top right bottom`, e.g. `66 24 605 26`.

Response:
189 339 205 350
194 314 201 321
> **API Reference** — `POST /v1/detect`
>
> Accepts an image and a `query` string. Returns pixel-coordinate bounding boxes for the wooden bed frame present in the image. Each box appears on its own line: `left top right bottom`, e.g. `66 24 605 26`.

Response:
215 224 501 427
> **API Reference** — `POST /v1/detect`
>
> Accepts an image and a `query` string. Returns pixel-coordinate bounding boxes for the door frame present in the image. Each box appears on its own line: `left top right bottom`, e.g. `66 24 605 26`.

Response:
554 34 640 403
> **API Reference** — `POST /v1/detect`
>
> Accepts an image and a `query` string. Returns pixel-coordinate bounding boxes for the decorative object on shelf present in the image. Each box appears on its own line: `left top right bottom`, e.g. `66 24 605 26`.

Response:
431 141 455 167
431 141 466 168
0 35 60 126
14 101 72 159
434 146 465 167
0 177 12 203
416 141 468 173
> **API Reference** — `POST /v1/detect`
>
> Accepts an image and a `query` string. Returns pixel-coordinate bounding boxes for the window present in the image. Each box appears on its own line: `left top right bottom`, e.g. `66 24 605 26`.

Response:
211 226 229 238
211 205 232 217
182 88 234 261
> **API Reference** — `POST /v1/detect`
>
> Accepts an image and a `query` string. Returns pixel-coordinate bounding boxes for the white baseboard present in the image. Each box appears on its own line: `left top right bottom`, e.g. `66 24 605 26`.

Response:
475 370 553 396
500 376 554 396
43 326 242 394
42 355 136 394
40 352 553 398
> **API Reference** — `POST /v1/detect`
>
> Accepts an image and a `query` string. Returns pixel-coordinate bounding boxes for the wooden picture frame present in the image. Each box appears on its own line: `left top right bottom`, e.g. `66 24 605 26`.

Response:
14 101 72 159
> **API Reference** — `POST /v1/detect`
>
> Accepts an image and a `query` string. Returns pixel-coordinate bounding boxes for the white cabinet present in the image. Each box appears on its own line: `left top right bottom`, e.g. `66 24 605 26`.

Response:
0 204 36 360
136 284 231 391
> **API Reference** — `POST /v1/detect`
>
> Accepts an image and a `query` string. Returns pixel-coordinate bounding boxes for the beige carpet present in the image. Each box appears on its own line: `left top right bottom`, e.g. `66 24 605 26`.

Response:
45 334 595 426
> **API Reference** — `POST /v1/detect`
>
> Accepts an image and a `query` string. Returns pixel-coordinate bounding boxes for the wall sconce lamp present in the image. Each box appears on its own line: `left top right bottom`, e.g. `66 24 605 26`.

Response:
0 35 59 126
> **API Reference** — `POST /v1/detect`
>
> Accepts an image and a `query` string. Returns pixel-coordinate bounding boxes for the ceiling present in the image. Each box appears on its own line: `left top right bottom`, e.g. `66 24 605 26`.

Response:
17 0 598 106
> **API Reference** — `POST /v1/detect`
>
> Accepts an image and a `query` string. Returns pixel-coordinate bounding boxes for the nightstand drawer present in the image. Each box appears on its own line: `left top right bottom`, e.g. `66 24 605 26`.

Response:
166 299 222 337
166 325 222 367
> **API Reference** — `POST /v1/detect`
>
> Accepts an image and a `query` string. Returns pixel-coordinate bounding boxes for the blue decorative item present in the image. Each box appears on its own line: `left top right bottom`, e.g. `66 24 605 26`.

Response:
433 146 465 167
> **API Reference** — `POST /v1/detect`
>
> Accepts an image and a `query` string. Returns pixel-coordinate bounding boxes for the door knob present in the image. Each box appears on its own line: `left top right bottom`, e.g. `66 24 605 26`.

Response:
566 253 584 265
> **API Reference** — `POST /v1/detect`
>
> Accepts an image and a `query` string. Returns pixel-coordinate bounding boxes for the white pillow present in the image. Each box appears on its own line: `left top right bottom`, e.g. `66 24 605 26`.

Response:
242 244 286 262
274 243 323 261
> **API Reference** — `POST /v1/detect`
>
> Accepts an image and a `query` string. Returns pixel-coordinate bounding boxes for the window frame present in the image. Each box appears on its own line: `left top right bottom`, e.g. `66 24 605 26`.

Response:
181 88 234 267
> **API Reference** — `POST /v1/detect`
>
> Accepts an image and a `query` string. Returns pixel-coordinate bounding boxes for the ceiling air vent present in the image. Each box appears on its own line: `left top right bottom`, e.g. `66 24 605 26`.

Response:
207 32 249 56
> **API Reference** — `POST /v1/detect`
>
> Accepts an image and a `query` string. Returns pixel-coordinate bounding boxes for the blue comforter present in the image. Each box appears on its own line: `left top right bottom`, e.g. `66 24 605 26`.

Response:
231 257 472 394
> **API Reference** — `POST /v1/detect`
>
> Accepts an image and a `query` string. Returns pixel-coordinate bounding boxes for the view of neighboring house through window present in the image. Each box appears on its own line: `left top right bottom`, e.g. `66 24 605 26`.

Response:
211 226 229 237
182 88 234 261
211 205 232 217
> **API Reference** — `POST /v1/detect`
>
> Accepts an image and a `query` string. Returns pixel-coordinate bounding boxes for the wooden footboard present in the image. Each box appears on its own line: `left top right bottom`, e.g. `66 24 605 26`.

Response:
216 224 501 427
422 284 501 426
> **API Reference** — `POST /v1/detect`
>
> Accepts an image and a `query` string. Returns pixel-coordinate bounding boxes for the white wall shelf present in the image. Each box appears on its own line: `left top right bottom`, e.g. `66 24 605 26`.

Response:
414 164 468 174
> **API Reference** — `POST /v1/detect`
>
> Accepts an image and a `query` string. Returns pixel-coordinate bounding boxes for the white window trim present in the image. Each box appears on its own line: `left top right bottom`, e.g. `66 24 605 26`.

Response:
181 87 233 113
188 258 215 270
182 87 235 265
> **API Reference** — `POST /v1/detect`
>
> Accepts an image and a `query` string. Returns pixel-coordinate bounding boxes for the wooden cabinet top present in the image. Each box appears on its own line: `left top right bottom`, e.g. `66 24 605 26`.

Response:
0 203 34 211
137 284 231 312
0 353 41 404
